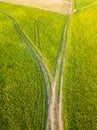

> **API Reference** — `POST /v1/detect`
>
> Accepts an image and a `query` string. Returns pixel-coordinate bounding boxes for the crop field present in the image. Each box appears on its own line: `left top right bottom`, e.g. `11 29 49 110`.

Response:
62 4 97 130
74 0 97 8
0 2 67 130
0 0 97 130
0 12 47 130
0 2 66 76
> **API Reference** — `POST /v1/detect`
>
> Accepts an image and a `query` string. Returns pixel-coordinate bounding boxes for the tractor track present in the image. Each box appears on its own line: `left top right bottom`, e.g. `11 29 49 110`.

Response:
0 1 73 129
49 1 72 130
49 17 70 130
0 10 52 130
58 17 71 130
49 19 67 130
1 0 96 129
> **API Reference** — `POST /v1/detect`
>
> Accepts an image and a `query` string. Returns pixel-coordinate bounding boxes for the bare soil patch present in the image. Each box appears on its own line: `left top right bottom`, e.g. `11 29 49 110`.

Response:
3 0 66 14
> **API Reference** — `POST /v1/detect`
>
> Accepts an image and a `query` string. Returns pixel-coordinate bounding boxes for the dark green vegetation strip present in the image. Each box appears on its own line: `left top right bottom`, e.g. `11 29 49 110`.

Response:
0 13 47 130
63 4 97 130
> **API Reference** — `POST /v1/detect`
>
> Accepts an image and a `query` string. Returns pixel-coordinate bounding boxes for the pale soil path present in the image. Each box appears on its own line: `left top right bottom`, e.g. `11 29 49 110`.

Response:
58 20 70 130
64 0 72 15
49 23 66 130
58 1 72 129
49 1 72 130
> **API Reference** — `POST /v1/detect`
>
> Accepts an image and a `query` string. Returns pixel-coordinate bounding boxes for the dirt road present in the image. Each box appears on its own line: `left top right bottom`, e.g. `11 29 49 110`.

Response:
49 1 72 130
58 2 72 130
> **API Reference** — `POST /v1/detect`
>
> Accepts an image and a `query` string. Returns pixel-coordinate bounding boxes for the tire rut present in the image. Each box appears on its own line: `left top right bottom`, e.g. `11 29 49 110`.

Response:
58 18 71 130
49 1 72 130
0 1 72 128
0 10 52 130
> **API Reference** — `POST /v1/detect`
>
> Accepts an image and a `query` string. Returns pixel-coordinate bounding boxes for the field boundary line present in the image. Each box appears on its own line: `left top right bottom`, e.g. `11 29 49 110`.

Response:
0 10 52 130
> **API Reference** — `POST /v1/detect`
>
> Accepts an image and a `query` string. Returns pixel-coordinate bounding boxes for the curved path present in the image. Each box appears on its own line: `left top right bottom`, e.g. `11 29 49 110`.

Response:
1 0 96 129
49 1 72 130
58 18 71 130
0 10 52 130
0 1 73 129
49 21 66 130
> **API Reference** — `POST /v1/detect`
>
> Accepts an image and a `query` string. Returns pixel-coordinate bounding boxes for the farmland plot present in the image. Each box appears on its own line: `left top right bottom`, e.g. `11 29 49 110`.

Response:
62 4 97 130
1 0 97 130
0 2 66 76
0 13 47 130
0 2 68 130
74 0 97 9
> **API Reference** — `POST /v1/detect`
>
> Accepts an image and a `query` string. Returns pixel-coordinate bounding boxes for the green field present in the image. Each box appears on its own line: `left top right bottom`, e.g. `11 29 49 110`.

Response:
74 0 97 8
0 2 67 130
63 4 97 130
0 12 48 130
0 0 97 130
0 2 66 76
